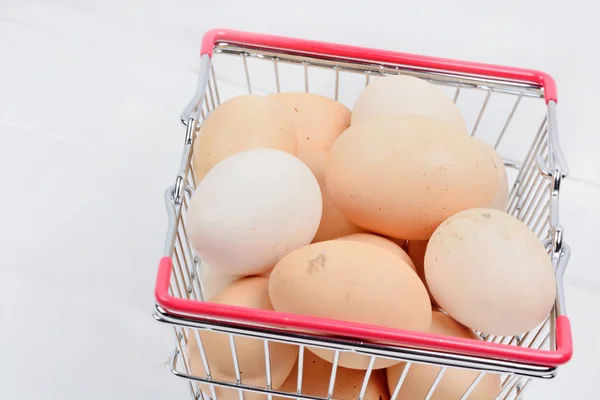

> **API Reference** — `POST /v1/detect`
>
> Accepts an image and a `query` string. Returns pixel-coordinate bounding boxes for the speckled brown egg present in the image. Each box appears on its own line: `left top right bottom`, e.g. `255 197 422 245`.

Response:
187 277 298 400
387 312 501 399
271 92 351 151
425 208 556 336
325 115 498 240
192 94 297 181
298 149 364 242
338 233 415 272
269 240 431 369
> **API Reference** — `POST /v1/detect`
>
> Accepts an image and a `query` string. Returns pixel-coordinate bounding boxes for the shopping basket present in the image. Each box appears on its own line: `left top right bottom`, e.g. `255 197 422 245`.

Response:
154 29 572 400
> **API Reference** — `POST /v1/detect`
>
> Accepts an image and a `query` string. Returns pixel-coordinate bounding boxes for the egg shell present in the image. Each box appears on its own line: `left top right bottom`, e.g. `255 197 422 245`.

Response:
425 208 556 336
325 115 498 240
192 94 297 181
199 261 243 301
387 312 501 400
187 149 322 275
277 350 390 400
473 138 510 211
298 149 364 243
406 240 437 306
199 261 273 301
270 92 351 151
187 277 299 400
269 240 432 369
338 233 415 272
351 75 467 134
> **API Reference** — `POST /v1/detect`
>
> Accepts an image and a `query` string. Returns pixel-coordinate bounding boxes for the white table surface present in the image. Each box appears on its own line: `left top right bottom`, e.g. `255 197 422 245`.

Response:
0 1 598 398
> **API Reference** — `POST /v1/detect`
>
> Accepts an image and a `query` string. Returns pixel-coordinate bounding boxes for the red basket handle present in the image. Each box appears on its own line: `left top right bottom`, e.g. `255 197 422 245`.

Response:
200 28 557 103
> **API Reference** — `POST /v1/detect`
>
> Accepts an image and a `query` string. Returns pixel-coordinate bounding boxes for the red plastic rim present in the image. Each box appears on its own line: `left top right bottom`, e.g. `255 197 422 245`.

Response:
200 28 557 103
156 257 572 367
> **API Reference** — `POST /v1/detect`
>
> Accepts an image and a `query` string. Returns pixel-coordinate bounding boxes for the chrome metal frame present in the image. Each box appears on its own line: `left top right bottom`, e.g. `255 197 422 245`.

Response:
156 41 571 400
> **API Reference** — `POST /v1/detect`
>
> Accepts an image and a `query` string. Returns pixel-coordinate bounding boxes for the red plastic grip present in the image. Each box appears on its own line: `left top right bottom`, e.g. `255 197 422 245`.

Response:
200 28 557 103
155 256 572 367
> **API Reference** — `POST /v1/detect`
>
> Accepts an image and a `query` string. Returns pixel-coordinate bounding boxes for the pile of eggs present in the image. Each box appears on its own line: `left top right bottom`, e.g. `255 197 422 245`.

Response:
185 75 557 400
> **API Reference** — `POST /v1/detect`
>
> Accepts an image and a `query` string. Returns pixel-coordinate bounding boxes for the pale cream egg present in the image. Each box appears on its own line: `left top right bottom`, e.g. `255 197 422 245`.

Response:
352 74 467 134
425 208 556 336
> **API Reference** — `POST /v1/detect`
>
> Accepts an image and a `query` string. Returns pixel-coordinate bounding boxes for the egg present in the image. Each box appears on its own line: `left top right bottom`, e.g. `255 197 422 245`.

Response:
325 115 498 240
338 233 415 272
406 240 436 306
192 94 297 181
198 261 243 301
187 149 322 275
351 75 467 134
425 208 556 336
269 240 431 369
387 312 501 400
271 92 351 151
187 277 299 400
277 350 390 400
199 261 274 301
298 149 364 242
474 138 510 211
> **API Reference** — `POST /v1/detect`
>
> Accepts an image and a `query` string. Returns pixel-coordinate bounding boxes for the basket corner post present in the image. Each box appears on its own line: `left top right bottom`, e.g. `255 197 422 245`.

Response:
555 315 574 365
155 256 174 309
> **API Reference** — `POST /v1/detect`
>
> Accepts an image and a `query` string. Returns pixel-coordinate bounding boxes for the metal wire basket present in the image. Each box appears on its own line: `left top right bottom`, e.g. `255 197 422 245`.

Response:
154 29 573 400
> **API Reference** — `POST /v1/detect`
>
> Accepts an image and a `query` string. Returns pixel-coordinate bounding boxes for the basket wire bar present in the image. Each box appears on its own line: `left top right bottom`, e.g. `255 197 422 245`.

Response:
156 32 572 400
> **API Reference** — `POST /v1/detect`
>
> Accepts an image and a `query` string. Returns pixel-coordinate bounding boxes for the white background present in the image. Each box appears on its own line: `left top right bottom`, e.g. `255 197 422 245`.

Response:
0 0 598 399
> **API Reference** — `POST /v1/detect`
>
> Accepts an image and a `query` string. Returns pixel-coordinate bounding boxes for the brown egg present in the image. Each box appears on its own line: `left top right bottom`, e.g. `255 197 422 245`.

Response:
425 208 556 336
338 233 415 272
271 92 351 151
473 139 509 211
192 94 297 181
406 240 437 306
269 240 431 369
277 350 390 400
325 115 497 240
387 312 501 400
298 149 364 242
187 277 298 400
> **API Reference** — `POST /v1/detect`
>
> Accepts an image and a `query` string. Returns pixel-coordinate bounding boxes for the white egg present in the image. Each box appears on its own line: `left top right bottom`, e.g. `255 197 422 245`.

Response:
187 149 322 275
351 75 468 134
